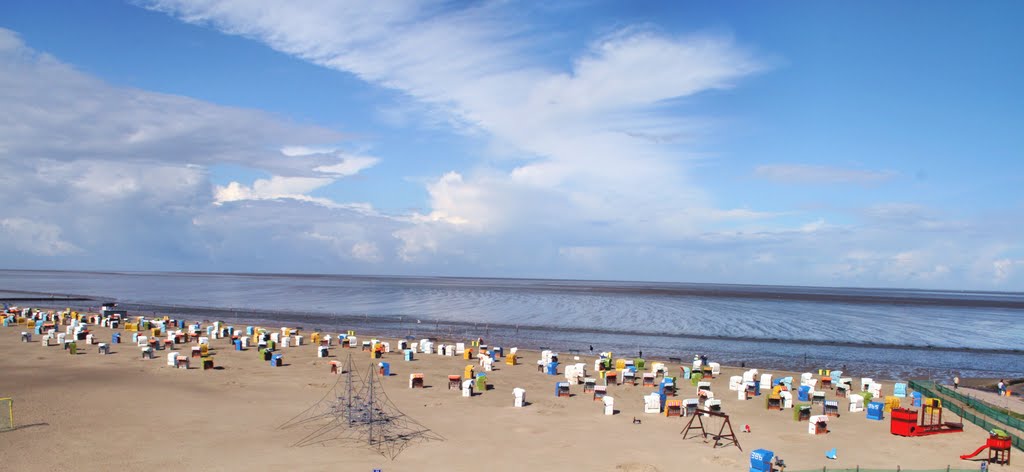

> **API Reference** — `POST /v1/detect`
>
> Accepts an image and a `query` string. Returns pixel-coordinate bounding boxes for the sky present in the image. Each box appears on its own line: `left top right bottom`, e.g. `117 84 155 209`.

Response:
0 0 1022 290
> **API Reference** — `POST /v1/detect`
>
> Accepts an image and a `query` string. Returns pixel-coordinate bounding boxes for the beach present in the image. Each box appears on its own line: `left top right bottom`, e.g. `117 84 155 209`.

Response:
2 318 1020 472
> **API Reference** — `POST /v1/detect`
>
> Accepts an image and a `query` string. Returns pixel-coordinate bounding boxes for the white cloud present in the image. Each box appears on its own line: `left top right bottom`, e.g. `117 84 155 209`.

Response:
145 0 766 244
755 164 896 184
0 27 392 269
0 218 80 256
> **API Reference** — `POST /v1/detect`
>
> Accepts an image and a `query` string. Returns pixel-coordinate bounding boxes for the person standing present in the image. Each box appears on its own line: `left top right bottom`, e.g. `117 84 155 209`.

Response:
998 379 1007 396
953 375 960 390
589 345 593 354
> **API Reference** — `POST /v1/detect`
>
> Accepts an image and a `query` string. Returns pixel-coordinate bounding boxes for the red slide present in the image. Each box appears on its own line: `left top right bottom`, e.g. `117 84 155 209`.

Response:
960 445 988 460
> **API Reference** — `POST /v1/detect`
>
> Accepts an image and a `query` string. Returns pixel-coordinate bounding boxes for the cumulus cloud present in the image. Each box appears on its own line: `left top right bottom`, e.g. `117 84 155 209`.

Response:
0 27 393 269
755 164 897 184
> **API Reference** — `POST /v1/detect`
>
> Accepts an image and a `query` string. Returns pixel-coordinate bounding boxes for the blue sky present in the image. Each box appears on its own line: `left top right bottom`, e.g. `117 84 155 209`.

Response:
1 1 1022 289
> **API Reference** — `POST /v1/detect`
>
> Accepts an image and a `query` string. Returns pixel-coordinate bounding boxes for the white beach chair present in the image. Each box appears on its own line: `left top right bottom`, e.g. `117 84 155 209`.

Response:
603 396 615 415
760 374 773 391
780 391 793 409
849 395 865 412
729 375 743 391
644 393 661 414
513 388 526 407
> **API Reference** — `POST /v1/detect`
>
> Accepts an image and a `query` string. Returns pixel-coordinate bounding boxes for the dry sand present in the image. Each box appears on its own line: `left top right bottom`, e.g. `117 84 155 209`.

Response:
1 321 1019 472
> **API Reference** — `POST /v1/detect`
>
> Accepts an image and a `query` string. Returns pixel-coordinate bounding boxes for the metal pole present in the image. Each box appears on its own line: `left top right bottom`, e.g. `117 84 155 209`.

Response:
368 366 374 446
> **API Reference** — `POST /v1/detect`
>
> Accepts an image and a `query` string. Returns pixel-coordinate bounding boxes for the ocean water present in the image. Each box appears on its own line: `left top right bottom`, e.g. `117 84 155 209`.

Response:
1 270 1022 380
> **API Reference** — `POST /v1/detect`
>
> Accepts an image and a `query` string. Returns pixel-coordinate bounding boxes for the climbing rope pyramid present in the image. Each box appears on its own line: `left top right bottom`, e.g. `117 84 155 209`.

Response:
279 353 443 459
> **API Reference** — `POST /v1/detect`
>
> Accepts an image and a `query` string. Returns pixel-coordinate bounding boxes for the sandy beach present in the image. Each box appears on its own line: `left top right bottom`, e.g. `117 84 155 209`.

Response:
1 318 1020 472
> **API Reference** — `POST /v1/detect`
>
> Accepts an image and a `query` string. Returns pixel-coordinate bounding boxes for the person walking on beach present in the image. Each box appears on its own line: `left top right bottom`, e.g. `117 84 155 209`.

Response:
953 375 959 390
589 345 593 354
998 379 1007 396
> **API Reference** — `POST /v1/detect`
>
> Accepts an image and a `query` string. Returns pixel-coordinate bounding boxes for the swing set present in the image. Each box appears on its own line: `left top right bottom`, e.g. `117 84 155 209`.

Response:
680 409 742 451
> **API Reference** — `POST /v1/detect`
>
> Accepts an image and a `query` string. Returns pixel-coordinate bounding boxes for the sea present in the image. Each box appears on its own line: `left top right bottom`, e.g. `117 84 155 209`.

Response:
2 269 1022 381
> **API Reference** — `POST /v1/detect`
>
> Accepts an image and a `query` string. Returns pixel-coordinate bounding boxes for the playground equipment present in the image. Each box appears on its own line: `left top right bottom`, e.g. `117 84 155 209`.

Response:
681 409 741 451
959 429 1012 465
889 401 964 437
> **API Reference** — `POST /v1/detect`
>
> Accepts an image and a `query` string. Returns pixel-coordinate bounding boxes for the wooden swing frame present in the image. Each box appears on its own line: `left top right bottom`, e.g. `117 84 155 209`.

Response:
680 409 742 451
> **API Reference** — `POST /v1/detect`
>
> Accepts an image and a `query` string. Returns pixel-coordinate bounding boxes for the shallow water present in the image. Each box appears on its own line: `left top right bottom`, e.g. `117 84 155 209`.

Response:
2 270 1022 379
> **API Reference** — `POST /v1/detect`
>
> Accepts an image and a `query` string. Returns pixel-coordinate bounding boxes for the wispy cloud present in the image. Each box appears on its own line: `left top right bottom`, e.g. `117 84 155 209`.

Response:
144 1 767 245
755 164 897 184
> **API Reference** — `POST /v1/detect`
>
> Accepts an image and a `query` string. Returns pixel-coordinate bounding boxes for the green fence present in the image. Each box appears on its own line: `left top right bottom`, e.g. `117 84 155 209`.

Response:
789 468 979 472
909 380 1023 452
933 383 1024 432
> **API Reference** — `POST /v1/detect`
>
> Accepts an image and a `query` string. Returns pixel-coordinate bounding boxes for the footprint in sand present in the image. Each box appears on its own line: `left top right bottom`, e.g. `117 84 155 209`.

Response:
615 463 660 472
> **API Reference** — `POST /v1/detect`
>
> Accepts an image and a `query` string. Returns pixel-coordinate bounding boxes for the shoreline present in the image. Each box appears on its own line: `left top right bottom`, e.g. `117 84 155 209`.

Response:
8 299 1023 381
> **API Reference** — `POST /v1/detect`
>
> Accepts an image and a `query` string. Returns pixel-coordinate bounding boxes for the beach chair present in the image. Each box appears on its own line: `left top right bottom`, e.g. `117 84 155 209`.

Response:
176 357 189 369
659 378 676 397
767 393 782 410
697 381 712 394
622 369 636 386
605 371 617 386
824 400 840 417
505 354 516 365
448 375 462 390
893 382 907 398
167 352 179 366
464 365 475 380
644 392 661 413
866 401 884 420
603 396 614 415
642 373 656 387
98 343 109 355
141 346 154 359
555 382 570 398
704 399 722 413
462 379 474 397
202 356 214 370
593 386 607 401
808 415 829 434
745 382 759 400
860 378 873 391
883 396 900 412
513 388 526 407
709 362 721 377
794 404 811 421
583 378 596 393
410 373 424 389
683 398 699 417
665 399 682 417
849 395 865 413
811 391 826 405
